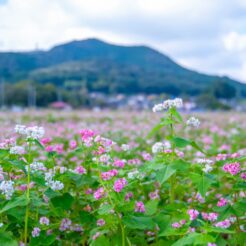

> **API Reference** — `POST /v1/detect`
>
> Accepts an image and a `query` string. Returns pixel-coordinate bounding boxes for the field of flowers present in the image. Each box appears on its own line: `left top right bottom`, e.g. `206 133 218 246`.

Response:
0 100 245 246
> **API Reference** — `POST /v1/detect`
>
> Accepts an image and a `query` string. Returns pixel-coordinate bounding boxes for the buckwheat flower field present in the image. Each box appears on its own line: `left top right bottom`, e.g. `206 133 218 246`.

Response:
0 101 245 246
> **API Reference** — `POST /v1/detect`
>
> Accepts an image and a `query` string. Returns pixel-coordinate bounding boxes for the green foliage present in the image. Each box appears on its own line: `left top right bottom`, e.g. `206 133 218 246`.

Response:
0 232 18 246
0 103 244 245
122 215 155 230
50 193 74 210
0 195 29 214
156 165 176 184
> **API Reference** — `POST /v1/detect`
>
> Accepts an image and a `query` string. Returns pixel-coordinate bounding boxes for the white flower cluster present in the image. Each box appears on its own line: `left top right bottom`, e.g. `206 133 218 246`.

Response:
186 117 200 128
152 141 171 154
152 104 164 113
121 144 130 151
45 172 64 191
128 169 145 180
9 146 25 155
0 180 14 200
163 98 183 109
152 142 165 154
54 166 68 174
25 162 46 173
197 158 213 173
49 181 64 191
152 98 183 112
15 125 45 140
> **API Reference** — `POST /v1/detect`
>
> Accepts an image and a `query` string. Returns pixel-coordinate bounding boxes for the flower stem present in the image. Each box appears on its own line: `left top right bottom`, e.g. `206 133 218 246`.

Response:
97 165 126 246
24 142 32 245
169 115 175 204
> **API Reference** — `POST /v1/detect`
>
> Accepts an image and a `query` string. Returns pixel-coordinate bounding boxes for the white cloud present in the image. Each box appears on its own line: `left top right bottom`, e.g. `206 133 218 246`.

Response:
223 32 246 51
0 0 246 82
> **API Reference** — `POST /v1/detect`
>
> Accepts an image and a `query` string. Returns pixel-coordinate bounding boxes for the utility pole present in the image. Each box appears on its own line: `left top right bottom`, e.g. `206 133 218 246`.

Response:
57 88 63 101
0 78 5 109
28 83 36 108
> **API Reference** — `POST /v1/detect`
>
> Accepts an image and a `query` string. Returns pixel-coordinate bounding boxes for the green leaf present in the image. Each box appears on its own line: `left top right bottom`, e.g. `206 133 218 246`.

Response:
147 122 165 138
0 195 29 214
171 137 206 154
170 108 183 122
170 159 190 171
8 160 26 172
33 139 45 150
207 227 235 234
79 211 95 224
172 233 215 246
190 173 201 184
98 204 114 215
44 188 60 199
0 149 9 158
0 232 18 246
156 165 176 184
123 215 155 230
155 214 171 236
142 161 164 171
31 174 46 186
145 200 158 216
232 199 246 215
190 141 206 154
172 137 191 148
30 231 56 246
51 193 74 210
91 235 110 246
198 175 213 197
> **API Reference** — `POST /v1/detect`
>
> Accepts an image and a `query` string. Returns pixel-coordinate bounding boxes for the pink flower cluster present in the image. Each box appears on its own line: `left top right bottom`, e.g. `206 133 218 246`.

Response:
187 209 199 221
142 153 152 161
40 137 52 145
96 146 106 155
39 216 50 225
216 152 240 161
125 192 133 201
94 187 105 200
96 219 105 227
172 220 186 229
223 162 240 175
113 159 125 168
201 212 218 222
32 227 40 237
214 219 231 228
80 129 95 141
74 166 86 174
149 190 160 200
69 140 77 149
80 129 95 146
59 218 72 231
92 232 101 240
95 135 114 151
217 197 227 207
135 201 145 213
241 172 246 180
101 169 118 180
188 193 205 204
113 178 127 192
216 153 228 161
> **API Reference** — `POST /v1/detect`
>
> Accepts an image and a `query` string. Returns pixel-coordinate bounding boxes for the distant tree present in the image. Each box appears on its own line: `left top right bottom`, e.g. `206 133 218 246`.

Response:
212 80 236 99
36 83 57 107
6 80 30 106
196 93 231 110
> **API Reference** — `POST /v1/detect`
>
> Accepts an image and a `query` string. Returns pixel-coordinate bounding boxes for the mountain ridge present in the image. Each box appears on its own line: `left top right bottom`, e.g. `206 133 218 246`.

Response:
0 38 245 97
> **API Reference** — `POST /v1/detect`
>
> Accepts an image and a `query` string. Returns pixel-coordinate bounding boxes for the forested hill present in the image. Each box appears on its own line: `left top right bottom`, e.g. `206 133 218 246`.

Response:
0 38 245 96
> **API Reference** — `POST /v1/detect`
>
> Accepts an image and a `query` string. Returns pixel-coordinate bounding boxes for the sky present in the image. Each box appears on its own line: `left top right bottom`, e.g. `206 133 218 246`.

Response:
0 0 246 82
